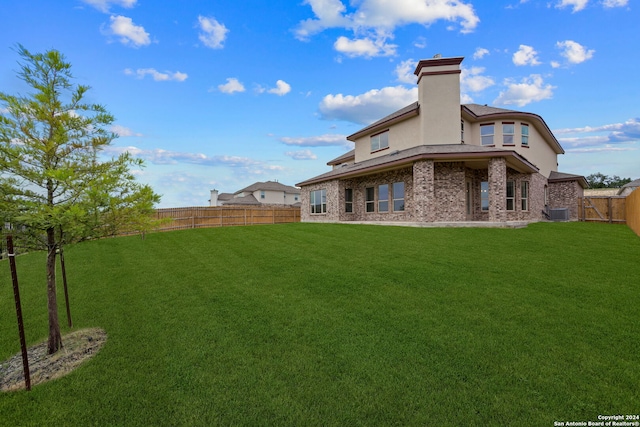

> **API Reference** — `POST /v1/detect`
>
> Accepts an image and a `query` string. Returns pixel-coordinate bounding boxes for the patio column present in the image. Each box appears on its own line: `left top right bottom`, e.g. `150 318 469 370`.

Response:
488 157 507 222
413 159 435 222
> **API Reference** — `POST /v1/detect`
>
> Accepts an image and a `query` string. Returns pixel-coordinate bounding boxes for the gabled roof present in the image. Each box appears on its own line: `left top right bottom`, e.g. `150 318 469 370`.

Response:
622 178 640 188
548 171 588 188
222 194 260 206
235 180 300 195
347 102 420 142
327 149 355 166
297 144 539 187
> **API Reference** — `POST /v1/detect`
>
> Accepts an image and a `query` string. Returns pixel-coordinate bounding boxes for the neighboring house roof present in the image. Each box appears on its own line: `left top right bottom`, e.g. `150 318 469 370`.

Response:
235 180 300 195
548 171 588 188
222 194 261 206
218 193 234 201
618 178 640 195
297 144 539 187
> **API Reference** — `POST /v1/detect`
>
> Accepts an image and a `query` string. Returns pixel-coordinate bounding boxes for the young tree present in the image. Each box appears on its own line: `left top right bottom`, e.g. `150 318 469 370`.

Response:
0 45 160 354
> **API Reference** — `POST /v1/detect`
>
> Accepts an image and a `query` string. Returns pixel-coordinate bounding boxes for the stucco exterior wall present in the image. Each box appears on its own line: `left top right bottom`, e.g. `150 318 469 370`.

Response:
353 115 420 163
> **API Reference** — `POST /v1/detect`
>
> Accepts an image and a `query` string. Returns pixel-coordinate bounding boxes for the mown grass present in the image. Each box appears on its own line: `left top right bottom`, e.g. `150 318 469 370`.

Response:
0 222 638 426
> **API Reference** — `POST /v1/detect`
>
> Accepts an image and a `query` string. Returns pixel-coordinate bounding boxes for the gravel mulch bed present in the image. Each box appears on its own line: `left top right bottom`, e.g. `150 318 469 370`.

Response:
0 327 107 392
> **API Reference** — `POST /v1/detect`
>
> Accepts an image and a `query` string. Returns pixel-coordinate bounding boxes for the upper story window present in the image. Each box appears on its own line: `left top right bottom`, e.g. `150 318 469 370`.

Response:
461 120 465 143
370 130 389 152
481 124 494 146
503 123 515 145
260 190 265 199
521 124 529 146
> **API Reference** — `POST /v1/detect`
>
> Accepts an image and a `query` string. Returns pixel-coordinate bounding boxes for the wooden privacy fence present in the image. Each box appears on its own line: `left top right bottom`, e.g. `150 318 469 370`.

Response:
626 189 640 237
154 206 300 231
578 196 626 224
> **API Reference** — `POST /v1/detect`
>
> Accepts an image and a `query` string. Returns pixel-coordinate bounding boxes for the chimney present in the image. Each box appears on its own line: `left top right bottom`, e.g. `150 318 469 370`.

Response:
413 55 464 145
209 189 219 207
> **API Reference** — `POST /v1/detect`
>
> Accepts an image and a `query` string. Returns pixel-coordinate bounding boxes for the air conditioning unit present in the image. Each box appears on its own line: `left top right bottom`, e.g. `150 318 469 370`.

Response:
549 208 569 221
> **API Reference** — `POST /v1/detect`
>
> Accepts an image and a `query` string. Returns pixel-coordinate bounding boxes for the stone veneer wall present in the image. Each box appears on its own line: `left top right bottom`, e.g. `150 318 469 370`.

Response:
548 180 584 220
300 160 549 223
340 167 414 222
488 157 507 222
300 180 340 222
434 162 466 221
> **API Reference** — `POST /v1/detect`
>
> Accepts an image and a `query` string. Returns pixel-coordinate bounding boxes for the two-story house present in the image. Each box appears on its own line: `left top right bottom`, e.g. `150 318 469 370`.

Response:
210 181 301 207
297 55 586 225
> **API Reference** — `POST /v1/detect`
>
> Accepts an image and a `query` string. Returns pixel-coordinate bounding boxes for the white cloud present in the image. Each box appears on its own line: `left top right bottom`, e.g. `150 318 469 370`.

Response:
494 74 555 107
197 16 229 49
280 134 351 147
395 59 417 84
319 85 418 125
556 40 594 64
295 0 480 56
111 124 143 137
334 35 397 58
556 0 589 12
104 145 264 168
554 118 640 146
218 78 245 94
473 47 489 59
513 45 541 66
268 80 292 96
124 68 188 82
81 0 136 13
461 66 495 93
285 150 318 160
603 0 628 7
107 15 150 47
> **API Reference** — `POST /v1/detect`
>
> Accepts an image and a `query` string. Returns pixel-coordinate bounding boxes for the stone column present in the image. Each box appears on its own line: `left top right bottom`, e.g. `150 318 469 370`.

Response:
488 157 506 222
413 160 435 222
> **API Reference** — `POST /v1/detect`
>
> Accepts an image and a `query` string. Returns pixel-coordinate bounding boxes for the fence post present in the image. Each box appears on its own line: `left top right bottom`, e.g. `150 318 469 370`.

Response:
6 235 31 391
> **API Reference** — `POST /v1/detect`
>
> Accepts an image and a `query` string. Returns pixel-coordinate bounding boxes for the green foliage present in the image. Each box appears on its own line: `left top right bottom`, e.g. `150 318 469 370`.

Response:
0 45 161 353
0 45 161 247
586 172 632 189
0 223 638 425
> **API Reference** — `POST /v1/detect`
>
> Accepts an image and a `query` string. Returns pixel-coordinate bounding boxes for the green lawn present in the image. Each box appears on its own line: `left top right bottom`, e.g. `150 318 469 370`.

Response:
1 222 638 426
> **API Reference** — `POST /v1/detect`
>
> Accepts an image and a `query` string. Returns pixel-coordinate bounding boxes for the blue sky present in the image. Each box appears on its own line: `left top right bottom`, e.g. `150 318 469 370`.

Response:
1 0 638 207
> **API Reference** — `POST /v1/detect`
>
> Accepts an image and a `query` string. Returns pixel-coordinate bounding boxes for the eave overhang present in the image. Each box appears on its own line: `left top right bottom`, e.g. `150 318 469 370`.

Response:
297 147 539 187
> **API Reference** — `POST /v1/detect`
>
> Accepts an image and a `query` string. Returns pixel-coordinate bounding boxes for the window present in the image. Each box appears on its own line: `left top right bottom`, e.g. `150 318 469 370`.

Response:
345 188 353 213
260 190 265 199
370 130 389 152
378 184 389 212
506 181 515 211
393 182 405 211
521 124 529 146
310 189 326 214
481 181 489 211
521 181 529 211
481 124 494 146
503 123 515 145
461 120 464 143
365 187 375 212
